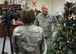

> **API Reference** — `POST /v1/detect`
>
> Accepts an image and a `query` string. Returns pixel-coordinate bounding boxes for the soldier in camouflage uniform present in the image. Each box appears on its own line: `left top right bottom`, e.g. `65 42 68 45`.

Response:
13 8 44 54
35 4 54 51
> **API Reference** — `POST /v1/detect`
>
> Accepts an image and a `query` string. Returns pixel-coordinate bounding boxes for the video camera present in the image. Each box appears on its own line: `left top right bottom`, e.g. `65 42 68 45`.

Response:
1 4 21 26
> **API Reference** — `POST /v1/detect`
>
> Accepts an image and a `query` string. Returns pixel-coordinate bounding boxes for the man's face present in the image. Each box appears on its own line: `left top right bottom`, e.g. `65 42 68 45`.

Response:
41 6 48 15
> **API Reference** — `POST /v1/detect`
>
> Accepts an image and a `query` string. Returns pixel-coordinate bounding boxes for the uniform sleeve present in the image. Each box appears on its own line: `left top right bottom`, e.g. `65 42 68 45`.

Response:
13 27 22 53
47 14 53 31
34 18 39 26
34 13 41 26
13 28 18 53
49 14 53 24
49 14 58 33
13 34 19 53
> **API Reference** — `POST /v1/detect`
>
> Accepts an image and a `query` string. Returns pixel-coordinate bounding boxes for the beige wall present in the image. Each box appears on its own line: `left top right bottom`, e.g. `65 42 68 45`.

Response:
0 0 5 4
27 0 52 12
27 0 66 14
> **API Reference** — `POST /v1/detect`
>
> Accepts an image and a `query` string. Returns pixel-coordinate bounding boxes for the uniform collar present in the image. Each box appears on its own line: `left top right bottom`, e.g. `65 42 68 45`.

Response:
41 12 50 18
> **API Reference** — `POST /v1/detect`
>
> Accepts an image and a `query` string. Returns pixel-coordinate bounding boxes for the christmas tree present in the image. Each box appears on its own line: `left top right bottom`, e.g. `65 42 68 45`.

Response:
47 1 76 54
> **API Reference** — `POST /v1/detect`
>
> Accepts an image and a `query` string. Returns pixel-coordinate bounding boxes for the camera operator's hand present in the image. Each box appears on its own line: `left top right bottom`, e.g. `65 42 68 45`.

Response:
12 19 24 25
15 21 24 25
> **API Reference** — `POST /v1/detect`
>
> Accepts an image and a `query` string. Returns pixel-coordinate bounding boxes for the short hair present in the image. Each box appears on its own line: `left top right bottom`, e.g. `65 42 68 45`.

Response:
41 4 48 9
20 8 35 23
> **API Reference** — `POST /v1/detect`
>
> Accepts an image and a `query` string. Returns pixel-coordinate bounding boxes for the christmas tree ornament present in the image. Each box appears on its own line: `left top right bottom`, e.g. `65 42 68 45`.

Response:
70 30 72 33
73 17 75 20
67 41 69 43
65 19 67 21
66 35 69 38
67 31 69 34
68 17 72 20
60 27 62 30
64 23 66 26
72 39 74 41
59 42 62 45
59 46 62 49
73 24 75 26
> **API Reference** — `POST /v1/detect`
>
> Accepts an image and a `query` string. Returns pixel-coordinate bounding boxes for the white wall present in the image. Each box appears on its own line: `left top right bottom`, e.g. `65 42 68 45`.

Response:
70 0 76 3
52 0 66 14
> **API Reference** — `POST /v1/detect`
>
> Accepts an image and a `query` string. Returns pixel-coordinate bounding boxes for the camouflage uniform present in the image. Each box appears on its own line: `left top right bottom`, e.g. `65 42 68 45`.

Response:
13 24 43 54
35 12 53 50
